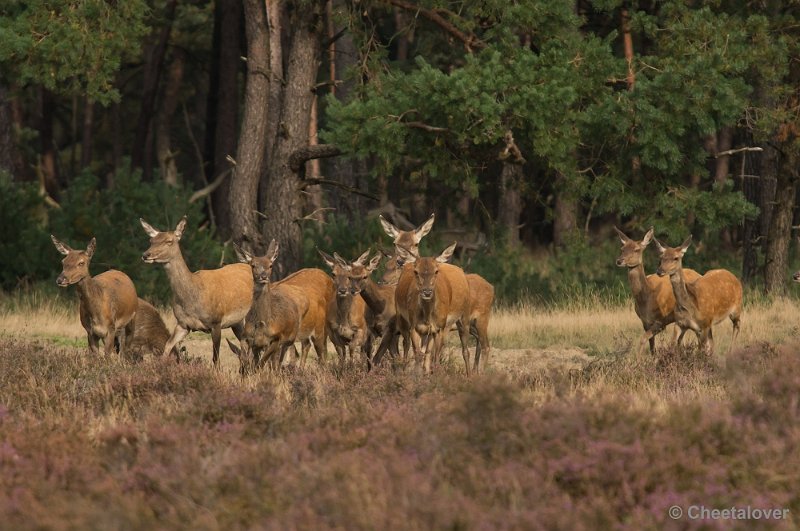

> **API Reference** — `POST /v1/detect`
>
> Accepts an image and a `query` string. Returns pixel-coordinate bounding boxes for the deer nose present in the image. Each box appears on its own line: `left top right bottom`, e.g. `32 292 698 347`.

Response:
56 275 67 286
141 252 150 261
656 267 666 277
337 287 348 296
616 258 625 267
421 288 433 299
793 271 800 282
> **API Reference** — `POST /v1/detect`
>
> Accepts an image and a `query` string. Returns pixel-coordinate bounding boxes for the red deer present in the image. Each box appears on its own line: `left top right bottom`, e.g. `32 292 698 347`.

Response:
655 236 743 355
128 298 171 359
319 249 370 368
393 243 471 374
379 212 434 258
51 235 138 357
234 241 308 372
614 227 701 354
465 273 494 372
140 216 252 366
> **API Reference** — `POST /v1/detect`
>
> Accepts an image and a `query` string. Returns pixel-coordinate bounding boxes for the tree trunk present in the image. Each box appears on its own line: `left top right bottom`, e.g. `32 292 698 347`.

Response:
38 87 60 199
498 163 523 246
0 84 15 177
131 0 178 179
553 172 578 248
207 0 242 238
764 151 797 294
80 97 94 169
155 47 186 187
262 3 323 276
230 0 271 251
265 0 285 167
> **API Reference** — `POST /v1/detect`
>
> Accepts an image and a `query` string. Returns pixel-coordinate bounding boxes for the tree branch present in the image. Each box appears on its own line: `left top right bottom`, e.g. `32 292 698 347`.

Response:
386 0 486 52
189 168 233 204
298 178 380 201
404 121 449 133
289 144 343 172
715 146 764 158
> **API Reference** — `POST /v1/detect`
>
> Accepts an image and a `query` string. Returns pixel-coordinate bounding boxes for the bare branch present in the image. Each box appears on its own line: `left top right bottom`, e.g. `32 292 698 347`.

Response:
715 146 764 158
189 168 233 204
294 207 336 225
298 178 380 201
289 144 343 172
386 0 485 52
404 121 449 133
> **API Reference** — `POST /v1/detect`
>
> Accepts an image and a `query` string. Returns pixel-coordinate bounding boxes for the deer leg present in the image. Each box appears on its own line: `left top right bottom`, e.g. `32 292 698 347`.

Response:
163 324 189 362
122 318 136 359
456 320 471 376
211 324 222 368
103 330 116 357
729 313 741 354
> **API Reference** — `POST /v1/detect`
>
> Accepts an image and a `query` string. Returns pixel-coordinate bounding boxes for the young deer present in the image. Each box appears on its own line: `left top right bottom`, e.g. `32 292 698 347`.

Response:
140 216 252 366
614 227 700 354
394 243 471 374
235 241 308 372
655 236 743 355
51 235 138 357
465 273 494 372
319 249 370 368
128 298 171 360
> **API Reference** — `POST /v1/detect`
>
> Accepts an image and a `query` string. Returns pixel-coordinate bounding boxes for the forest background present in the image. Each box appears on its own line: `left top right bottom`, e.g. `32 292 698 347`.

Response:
2 0 799 306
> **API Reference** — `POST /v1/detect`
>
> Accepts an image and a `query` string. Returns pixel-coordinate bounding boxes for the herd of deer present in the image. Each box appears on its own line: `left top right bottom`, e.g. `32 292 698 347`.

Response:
50 213 494 375
50 215 772 373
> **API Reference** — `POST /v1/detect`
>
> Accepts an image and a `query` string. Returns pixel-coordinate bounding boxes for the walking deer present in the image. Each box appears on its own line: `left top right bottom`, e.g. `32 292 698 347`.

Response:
234 240 308 372
319 249 370 368
614 227 700 354
655 235 743 355
128 298 171 359
140 216 252 366
394 242 471 374
51 235 138 357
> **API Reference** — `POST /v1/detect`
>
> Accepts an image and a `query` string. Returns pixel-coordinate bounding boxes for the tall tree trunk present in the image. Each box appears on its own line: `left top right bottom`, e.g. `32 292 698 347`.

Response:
553 172 578 248
262 3 323 276
207 0 242 238
131 0 178 179
714 126 734 245
80 97 94 169
498 163 523 246
0 84 16 177
764 151 797 294
38 87 60 199
155 48 186 187
230 0 271 251
265 0 285 167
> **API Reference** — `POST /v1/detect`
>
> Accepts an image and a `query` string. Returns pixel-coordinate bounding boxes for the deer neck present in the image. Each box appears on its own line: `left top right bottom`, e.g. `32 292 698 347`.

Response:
252 280 274 317
75 275 103 312
336 293 355 326
627 263 651 308
162 249 197 303
668 266 696 313
360 279 387 315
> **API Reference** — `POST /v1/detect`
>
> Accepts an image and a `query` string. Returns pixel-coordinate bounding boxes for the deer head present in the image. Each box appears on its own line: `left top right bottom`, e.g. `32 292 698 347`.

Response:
379 212 434 257
236 240 279 284
655 235 693 277
412 242 457 301
614 226 654 268
140 216 187 264
52 235 96 287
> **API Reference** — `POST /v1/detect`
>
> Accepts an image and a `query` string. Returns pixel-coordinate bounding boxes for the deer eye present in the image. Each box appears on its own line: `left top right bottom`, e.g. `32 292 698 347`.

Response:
78 261 85 266
167 240 174 245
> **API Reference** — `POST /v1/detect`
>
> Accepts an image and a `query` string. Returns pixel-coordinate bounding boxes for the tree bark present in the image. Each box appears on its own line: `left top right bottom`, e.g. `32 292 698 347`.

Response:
553 172 578 248
265 0 285 167
155 47 187 186
38 87 60 199
131 0 178 179
262 2 324 276
764 151 797 294
498 163 523 246
0 84 15 177
207 0 242 238
80 96 94 169
230 0 271 251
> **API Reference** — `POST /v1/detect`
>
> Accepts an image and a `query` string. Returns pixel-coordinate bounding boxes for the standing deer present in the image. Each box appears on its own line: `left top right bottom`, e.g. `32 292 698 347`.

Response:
614 227 700 354
393 242 471 374
655 235 743 355
379 212 434 258
465 273 494 372
51 235 138 357
140 216 252 366
319 249 370 368
234 240 308 372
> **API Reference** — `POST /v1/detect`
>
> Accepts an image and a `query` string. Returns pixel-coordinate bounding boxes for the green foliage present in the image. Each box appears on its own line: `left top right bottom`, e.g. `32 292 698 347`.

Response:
0 0 149 104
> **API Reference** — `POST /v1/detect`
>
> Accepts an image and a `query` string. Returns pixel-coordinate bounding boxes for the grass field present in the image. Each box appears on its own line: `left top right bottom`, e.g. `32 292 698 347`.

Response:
1 294 799 528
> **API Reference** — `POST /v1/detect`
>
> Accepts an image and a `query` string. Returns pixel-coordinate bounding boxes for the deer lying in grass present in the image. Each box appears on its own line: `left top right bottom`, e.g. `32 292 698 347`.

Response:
51 235 138 357
394 242 471 374
319 249 370 368
128 298 171 359
234 240 308 372
465 273 494 372
140 216 252 366
655 235 743 355
614 227 700 354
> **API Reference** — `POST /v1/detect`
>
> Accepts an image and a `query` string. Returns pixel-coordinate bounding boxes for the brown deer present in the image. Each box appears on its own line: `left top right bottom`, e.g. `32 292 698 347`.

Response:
128 298 171 359
140 216 252 366
393 242 471 374
614 227 701 354
379 213 435 257
319 249 370 368
51 235 138 357
465 273 494 372
654 235 743 355
234 240 308 372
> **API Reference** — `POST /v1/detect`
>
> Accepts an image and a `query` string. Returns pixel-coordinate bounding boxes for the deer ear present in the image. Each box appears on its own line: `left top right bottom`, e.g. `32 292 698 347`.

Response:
367 253 382 272
436 242 457 263
680 235 693 254
51 235 72 255
413 213 435 244
354 248 371 266
233 243 252 264
174 216 188 240
379 215 401 240
139 218 159 238
86 237 96 258
653 237 666 255
266 239 280 262
613 226 630 244
317 249 334 269
641 227 654 247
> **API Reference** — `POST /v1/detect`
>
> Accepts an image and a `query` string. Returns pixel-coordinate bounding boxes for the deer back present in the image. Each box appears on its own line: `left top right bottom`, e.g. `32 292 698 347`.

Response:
466 273 494 323
129 298 170 357
189 263 253 328
686 269 743 327
278 268 333 339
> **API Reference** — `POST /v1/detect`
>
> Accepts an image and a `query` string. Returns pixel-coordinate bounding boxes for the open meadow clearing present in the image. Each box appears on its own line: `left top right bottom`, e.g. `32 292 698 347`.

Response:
1 295 799 529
